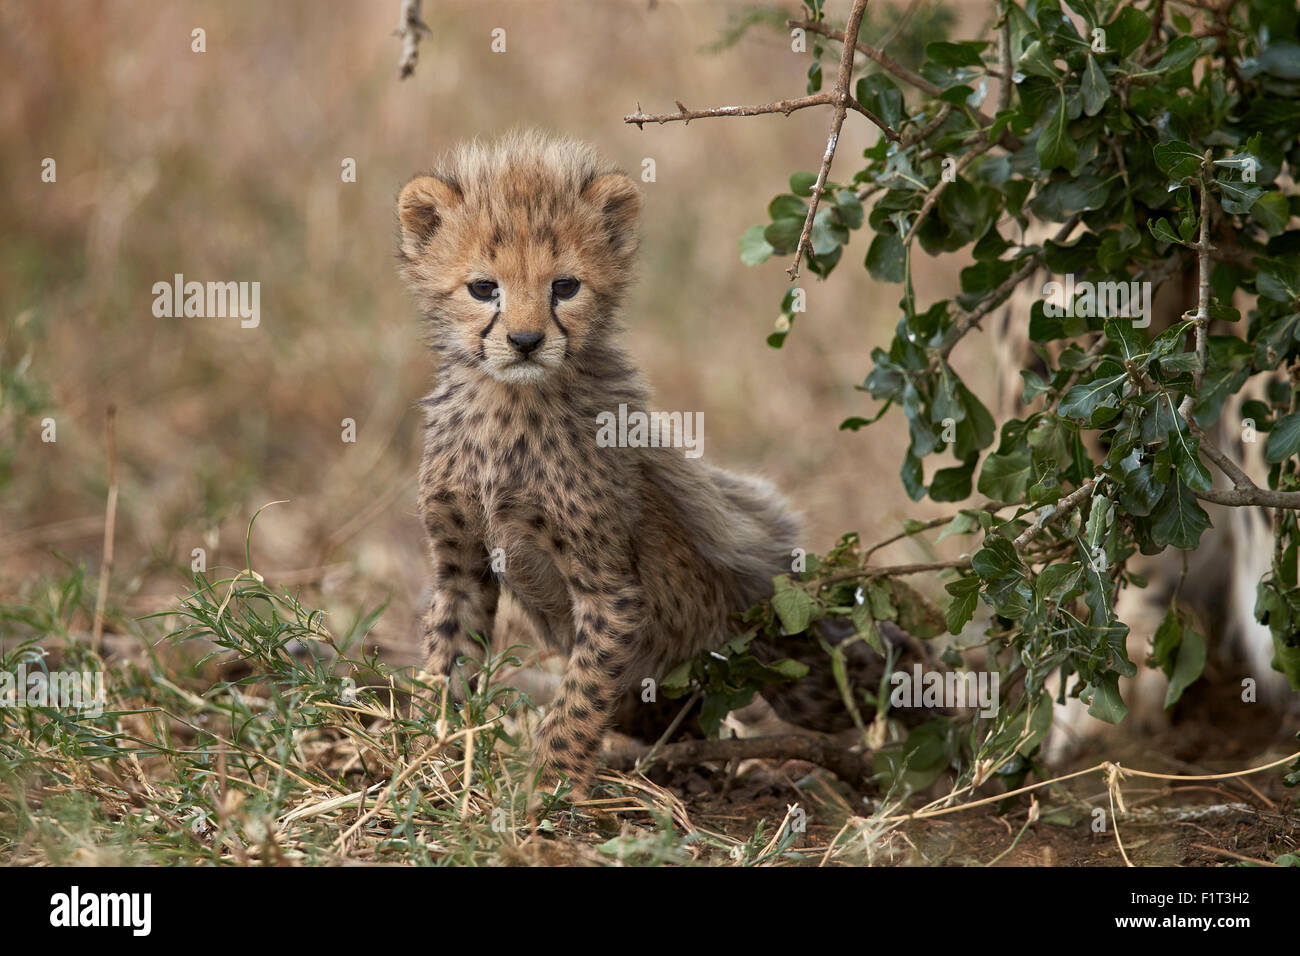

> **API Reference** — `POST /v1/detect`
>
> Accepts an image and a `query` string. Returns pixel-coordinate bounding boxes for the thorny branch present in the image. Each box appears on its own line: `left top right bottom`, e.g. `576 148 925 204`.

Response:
605 733 875 789
788 15 1025 152
860 500 1016 563
1012 478 1097 551
627 0 899 282
1178 159 1215 419
1162 159 1300 510
1191 425 1300 508
786 0 875 282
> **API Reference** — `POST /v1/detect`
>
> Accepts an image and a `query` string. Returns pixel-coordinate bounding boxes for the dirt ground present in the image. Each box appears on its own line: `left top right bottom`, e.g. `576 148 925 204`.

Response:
631 678 1299 866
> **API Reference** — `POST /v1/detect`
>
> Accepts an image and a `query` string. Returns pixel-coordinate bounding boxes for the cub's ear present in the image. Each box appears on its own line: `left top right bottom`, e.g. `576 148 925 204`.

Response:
582 172 641 255
397 175 463 245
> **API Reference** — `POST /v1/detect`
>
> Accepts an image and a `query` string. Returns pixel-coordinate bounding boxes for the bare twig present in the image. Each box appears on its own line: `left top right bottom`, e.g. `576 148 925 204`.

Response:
396 0 429 80
861 500 1016 563
1177 386 1300 510
1178 158 1215 419
1136 0 1169 63
819 502 1083 589
1012 478 1097 551
878 0 923 51
1163 166 1300 510
1188 843 1281 867
901 102 952 148
1192 427 1258 490
91 404 118 654
820 558 975 587
998 8 1013 112
936 257 1045 361
785 0 874 282
635 688 702 774
1180 388 1300 511
625 93 840 126
1195 486 1300 507
791 15 941 96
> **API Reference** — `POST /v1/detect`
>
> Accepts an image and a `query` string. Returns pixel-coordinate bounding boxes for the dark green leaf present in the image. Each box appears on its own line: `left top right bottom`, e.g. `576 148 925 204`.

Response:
1164 622 1206 708
930 460 975 502
865 230 906 283
1153 140 1203 181
1217 178 1264 215
855 75 904 131
1036 92 1077 171
1086 672 1128 724
1081 55 1110 117
789 171 818 197
1151 475 1212 550
945 576 981 634
1250 192 1290 235
763 218 804 254
1059 372 1126 421
977 448 1034 500
926 41 985 69
1265 410 1300 463
1107 7 1151 58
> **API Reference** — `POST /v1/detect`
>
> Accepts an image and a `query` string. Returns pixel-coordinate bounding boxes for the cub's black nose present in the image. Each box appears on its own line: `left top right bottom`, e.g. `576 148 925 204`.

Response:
507 331 544 355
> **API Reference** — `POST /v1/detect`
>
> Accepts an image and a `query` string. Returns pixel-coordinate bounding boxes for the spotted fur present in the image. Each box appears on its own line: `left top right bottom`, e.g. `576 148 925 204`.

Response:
397 131 808 794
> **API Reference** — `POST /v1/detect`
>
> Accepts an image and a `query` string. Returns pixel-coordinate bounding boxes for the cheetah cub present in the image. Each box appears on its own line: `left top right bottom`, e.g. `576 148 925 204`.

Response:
397 131 799 794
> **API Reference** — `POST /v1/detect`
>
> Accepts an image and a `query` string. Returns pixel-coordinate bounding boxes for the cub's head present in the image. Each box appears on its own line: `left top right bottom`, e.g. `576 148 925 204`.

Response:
397 131 640 385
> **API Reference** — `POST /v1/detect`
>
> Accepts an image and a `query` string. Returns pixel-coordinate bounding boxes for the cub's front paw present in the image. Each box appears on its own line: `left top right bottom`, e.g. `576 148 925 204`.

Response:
528 741 594 812
424 643 488 703
525 761 589 823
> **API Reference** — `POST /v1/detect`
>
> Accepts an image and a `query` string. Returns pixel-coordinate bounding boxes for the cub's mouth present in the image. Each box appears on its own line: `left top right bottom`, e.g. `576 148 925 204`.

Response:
494 357 551 385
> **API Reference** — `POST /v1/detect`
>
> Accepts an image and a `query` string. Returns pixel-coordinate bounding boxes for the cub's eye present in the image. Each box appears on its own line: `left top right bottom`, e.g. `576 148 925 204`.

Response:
552 277 580 300
468 279 499 301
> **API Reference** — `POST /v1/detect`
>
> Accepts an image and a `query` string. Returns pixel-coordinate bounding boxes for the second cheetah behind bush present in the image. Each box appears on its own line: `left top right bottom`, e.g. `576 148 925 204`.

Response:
397 130 837 793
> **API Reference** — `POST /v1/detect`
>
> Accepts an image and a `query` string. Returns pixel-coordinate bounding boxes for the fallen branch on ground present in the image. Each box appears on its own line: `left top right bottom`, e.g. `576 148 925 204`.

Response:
604 734 874 789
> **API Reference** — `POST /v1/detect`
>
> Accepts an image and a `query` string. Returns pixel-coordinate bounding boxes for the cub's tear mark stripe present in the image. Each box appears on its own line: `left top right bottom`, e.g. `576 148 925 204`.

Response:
550 304 571 357
478 306 500 362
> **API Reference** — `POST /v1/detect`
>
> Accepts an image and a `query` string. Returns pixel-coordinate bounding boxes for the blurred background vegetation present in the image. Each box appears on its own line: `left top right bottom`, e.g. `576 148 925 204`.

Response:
1 0 979 669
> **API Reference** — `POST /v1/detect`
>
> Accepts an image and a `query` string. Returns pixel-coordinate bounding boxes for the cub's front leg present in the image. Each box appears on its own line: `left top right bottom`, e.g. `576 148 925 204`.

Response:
534 561 645 798
420 489 499 695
